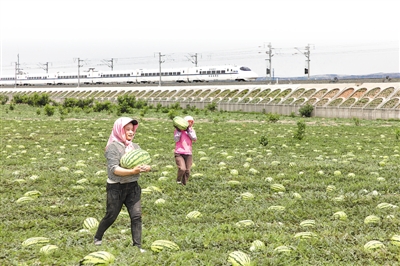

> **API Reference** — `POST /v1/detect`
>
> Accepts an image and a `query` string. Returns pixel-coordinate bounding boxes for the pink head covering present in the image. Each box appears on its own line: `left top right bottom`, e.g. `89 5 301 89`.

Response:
106 117 138 151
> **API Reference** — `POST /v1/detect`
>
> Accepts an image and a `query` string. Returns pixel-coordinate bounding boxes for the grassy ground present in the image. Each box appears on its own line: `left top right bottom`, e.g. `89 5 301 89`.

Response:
1 104 400 265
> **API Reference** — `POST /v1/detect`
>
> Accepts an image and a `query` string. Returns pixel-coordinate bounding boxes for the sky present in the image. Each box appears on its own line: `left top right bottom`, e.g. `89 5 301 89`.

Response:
0 0 399 78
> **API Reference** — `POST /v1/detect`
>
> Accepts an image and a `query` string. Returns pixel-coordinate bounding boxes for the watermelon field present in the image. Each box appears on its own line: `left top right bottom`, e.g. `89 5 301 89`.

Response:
1 103 400 265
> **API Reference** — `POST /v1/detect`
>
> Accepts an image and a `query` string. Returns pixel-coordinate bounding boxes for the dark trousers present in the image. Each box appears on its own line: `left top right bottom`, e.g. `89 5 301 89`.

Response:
175 153 193 185
95 182 142 247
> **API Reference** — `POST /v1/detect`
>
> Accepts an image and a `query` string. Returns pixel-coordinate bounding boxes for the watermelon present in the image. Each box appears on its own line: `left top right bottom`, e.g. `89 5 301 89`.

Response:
271 184 285 192
364 215 380 224
151 240 180 252
173 116 189 130
154 198 166 205
377 202 397 209
364 240 385 251
240 192 255 200
40 245 59 254
390 235 400 246
300 220 316 227
268 205 286 211
249 240 266 252
186 211 202 219
235 220 255 227
23 190 42 198
332 211 347 220
326 185 336 192
120 149 151 169
16 196 35 203
228 250 251 266
83 217 99 230
274 245 292 253
80 251 115 265
294 231 318 239
22 237 50 247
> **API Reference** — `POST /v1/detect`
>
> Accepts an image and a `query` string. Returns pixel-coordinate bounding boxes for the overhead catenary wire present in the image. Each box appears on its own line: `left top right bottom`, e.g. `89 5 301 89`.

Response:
1 42 398 76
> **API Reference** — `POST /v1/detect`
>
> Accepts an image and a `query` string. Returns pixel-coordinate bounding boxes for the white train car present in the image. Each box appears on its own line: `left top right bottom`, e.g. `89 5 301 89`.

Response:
0 64 258 86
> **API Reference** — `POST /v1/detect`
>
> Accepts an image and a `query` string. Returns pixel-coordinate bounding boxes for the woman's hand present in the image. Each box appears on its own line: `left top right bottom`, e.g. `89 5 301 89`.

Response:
139 165 151 173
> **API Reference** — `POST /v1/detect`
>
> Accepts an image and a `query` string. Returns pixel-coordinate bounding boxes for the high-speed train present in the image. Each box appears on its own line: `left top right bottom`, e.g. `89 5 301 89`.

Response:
0 64 259 86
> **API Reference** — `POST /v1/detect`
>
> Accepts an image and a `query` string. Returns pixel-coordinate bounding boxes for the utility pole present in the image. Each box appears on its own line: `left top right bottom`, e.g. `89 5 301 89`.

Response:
102 58 116 71
266 43 273 79
158 52 165 87
14 54 22 87
39 62 49 73
14 61 18 88
187 53 198 67
295 44 311 79
75 58 84 87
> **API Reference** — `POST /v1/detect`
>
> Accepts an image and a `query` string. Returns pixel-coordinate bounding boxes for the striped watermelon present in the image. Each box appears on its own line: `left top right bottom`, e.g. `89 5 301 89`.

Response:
249 240 266 252
83 217 99 230
120 149 151 169
228 250 251 266
294 231 318 239
40 245 59 254
333 211 348 221
16 196 35 203
22 237 50 247
300 220 316 227
240 192 254 200
268 205 286 211
80 251 115 265
364 215 380 224
390 235 400 246
364 240 385 251
274 245 292 253
228 180 241 185
235 220 255 227
173 116 189 130
377 202 397 209
186 211 202 219
142 188 153 194
151 240 180 252
23 190 42 197
271 184 285 192
326 185 336 192
154 198 166 205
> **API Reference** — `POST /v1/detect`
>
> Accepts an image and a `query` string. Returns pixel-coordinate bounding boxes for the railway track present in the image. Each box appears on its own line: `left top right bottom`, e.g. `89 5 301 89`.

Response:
1 78 399 89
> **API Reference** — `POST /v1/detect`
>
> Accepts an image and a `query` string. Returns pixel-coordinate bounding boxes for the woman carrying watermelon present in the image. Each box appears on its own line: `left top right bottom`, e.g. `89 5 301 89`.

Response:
94 117 151 253
174 115 197 185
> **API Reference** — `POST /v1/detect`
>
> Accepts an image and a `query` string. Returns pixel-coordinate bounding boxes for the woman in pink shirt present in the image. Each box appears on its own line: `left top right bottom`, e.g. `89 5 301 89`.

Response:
174 116 197 185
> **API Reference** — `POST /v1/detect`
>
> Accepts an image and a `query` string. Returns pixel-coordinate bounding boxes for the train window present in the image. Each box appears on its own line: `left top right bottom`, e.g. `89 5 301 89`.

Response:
169 72 172 75
211 71 216 74
217 70 221 74
240 66 251 71
207 71 211 74
177 72 181 75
